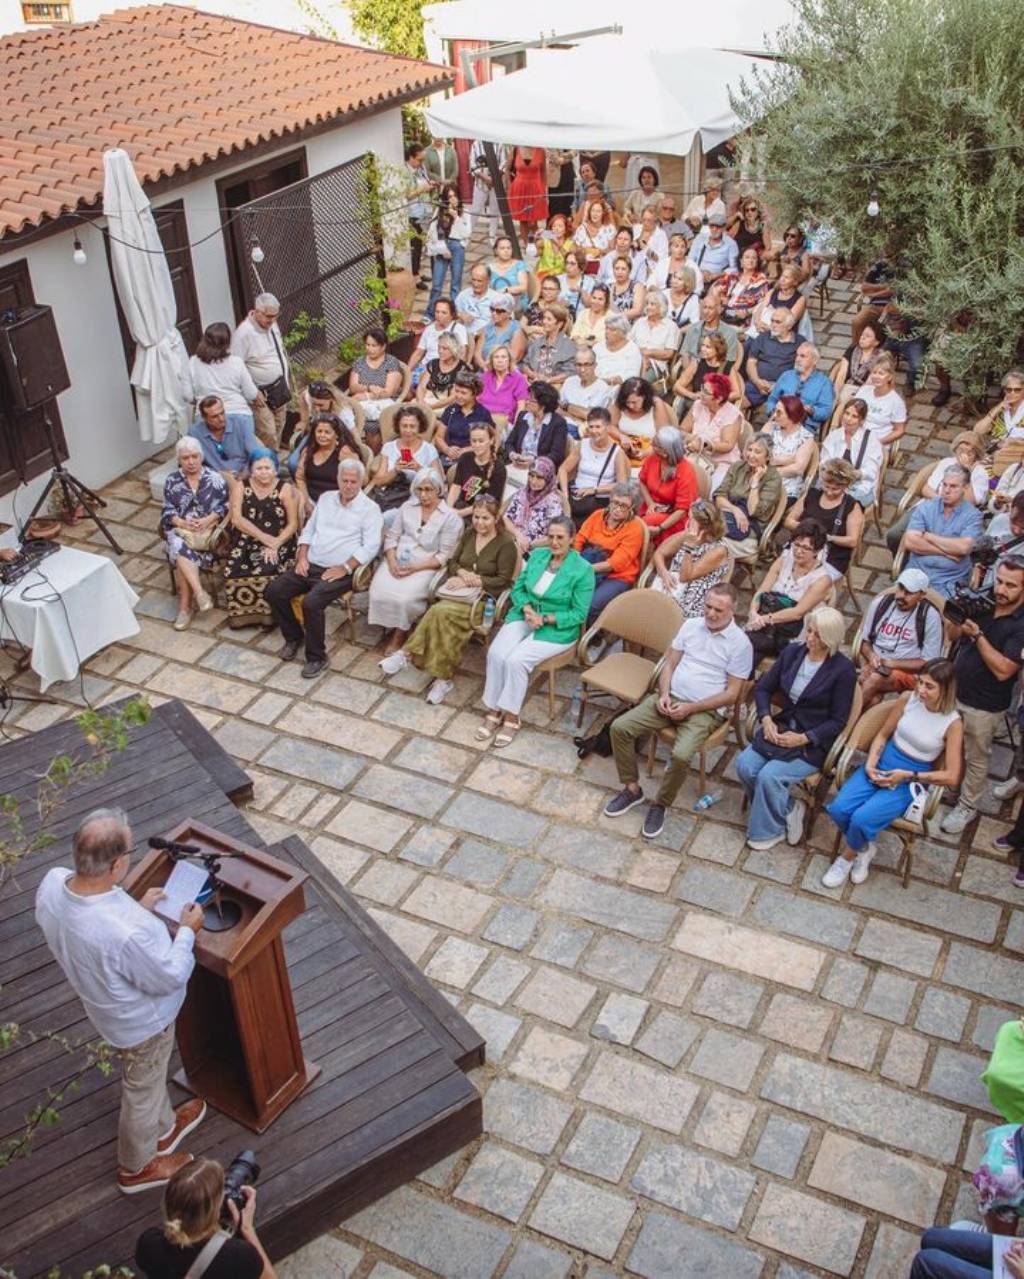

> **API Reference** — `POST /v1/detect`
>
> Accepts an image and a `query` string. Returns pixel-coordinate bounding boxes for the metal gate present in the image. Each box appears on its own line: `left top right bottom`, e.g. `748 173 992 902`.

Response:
237 154 382 363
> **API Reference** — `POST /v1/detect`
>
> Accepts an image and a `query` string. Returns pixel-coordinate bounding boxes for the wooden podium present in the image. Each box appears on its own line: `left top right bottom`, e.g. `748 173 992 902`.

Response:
125 820 320 1132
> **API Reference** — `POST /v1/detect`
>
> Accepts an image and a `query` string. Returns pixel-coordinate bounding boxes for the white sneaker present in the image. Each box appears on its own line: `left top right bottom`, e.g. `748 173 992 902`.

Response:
786 799 807 846
993 777 1024 801
850 842 876 885
172 610 192 631
426 678 453 705
940 802 976 835
195 588 213 613
950 1220 985 1233
747 835 783 852
379 650 409 676
821 856 853 889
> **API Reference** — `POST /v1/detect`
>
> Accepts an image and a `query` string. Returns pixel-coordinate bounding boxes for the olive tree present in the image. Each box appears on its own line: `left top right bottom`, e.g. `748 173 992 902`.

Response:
734 0 1024 390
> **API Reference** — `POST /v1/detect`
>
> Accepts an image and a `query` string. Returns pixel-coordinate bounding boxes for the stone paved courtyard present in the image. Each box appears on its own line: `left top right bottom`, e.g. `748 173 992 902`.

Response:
5 275 1021 1279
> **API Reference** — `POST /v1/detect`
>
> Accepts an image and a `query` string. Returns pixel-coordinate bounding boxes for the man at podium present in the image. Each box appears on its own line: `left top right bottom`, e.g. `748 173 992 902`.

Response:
35 806 207 1194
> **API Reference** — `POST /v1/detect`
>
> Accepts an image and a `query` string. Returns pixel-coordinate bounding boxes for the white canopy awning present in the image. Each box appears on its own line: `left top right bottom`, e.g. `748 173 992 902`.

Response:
425 40 765 156
102 149 191 445
424 0 793 55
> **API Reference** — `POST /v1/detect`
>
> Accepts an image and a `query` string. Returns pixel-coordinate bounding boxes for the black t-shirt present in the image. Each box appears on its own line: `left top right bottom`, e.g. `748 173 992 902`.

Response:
135 1227 263 1279
451 453 506 509
954 605 1024 712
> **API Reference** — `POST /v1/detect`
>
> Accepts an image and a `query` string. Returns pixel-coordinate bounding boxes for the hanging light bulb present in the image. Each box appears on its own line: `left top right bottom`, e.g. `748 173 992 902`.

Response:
72 235 87 266
866 192 881 218
250 238 265 265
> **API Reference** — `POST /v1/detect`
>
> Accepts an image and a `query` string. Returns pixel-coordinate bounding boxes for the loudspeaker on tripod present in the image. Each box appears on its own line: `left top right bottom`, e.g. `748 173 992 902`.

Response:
0 305 70 412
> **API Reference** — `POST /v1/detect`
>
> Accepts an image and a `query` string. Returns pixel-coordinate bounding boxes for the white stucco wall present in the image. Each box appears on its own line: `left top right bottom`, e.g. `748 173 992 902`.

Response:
0 107 404 523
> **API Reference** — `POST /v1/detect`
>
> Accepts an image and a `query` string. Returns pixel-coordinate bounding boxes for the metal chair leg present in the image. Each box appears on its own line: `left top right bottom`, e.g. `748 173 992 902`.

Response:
898 834 913 887
548 670 556 718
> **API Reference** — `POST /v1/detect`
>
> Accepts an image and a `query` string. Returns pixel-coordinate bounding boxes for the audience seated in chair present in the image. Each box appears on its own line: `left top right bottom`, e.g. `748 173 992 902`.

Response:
574 482 645 626
224 447 299 630
161 435 229 632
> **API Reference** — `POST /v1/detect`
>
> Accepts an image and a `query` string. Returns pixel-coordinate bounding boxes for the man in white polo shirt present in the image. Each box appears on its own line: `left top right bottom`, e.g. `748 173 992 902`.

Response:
560 347 614 427
605 584 752 838
35 807 205 1194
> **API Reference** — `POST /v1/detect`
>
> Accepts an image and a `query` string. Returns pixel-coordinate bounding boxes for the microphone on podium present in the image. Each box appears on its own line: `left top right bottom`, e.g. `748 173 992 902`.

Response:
148 835 202 856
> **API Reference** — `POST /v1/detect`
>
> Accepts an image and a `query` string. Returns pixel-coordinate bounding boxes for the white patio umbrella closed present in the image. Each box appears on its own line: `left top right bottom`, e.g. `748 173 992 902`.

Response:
102 148 191 444
425 41 764 155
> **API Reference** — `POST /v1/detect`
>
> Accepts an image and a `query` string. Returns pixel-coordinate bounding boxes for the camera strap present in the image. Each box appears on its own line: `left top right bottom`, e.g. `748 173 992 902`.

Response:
183 1230 231 1279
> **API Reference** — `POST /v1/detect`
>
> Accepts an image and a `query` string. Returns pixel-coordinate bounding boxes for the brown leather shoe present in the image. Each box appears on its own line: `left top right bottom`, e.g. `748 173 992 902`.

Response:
157 1098 207 1155
117 1150 192 1195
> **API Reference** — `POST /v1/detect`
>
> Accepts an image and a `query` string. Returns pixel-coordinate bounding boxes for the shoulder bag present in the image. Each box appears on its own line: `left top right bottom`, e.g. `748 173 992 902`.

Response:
183 1230 232 1279
259 326 291 411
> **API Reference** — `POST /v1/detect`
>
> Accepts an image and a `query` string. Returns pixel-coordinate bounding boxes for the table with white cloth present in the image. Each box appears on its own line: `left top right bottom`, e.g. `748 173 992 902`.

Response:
0 546 140 689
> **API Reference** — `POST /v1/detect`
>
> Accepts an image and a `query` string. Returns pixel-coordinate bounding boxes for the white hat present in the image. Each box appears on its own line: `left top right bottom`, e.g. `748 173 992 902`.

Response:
896 567 930 593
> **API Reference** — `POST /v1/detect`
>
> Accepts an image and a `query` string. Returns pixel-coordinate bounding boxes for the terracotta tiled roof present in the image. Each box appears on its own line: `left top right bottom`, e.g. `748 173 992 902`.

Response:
0 4 452 238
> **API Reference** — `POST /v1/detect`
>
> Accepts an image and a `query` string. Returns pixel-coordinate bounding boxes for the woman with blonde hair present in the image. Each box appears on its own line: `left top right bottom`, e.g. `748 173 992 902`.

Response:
651 498 731 618
735 606 856 852
134 1155 275 1277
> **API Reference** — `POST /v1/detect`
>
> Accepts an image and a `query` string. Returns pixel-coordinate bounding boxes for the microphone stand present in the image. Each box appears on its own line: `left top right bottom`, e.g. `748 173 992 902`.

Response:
165 846 243 932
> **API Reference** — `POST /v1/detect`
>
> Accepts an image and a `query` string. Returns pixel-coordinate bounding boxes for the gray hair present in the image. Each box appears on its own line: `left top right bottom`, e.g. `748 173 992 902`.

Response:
774 310 797 331
72 807 131 878
338 457 366 482
436 333 461 356
176 434 204 461
411 468 444 495
654 426 685 474
805 605 845 656
798 342 819 361
605 314 631 339
609 480 640 513
254 292 280 312
548 514 575 538
943 463 971 486
644 289 668 319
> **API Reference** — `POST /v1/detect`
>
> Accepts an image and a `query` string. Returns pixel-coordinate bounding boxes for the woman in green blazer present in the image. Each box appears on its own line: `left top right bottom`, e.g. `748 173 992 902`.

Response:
478 515 595 746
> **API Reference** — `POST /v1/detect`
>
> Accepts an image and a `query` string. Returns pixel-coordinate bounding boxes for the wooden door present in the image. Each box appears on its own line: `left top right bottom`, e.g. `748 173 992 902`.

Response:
0 260 67 499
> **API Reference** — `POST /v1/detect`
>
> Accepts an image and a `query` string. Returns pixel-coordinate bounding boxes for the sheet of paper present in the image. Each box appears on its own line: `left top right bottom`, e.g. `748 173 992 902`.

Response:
155 859 209 924
993 1236 1021 1279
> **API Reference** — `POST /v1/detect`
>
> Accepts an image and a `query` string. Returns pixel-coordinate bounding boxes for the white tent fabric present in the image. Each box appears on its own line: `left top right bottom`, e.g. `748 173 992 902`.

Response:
425 40 764 156
425 0 793 55
102 149 191 445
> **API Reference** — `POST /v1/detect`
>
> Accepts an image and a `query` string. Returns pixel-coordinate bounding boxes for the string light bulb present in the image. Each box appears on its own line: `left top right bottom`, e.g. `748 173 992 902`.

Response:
250 238 265 265
866 193 881 218
72 235 87 265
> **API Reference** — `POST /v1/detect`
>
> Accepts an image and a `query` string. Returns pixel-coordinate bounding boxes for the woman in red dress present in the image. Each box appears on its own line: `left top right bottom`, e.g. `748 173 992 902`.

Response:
508 147 549 243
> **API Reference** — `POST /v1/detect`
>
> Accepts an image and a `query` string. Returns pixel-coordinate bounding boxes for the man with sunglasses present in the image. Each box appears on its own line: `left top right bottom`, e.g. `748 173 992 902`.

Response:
190 396 260 480
36 808 205 1194
560 348 613 426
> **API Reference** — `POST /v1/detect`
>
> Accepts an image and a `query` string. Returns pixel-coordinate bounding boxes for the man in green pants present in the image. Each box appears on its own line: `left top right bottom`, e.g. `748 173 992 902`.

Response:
604 584 752 839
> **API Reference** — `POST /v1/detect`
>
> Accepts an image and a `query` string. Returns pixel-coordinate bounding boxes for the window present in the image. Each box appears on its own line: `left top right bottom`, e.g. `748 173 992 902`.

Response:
21 3 73 22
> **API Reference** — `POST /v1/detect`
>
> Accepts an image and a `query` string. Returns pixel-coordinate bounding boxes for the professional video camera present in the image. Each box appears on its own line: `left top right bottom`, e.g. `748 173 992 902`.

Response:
220 1149 261 1226
943 582 995 626
970 534 1000 570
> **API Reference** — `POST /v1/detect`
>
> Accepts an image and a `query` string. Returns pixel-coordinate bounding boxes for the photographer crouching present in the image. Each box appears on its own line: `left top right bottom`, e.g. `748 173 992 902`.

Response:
135 1155 276 1279
940 556 1024 836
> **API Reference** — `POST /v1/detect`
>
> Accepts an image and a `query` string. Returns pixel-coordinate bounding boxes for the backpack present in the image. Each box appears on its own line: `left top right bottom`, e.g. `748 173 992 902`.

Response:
867 592 934 651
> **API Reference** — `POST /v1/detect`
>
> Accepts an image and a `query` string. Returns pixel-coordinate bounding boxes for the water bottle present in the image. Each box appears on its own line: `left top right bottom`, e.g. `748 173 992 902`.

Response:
481 596 496 631
693 791 721 813
398 544 411 568
569 687 583 720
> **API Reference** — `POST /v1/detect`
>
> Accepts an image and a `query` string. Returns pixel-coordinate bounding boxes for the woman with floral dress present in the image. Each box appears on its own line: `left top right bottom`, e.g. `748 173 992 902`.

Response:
224 447 299 628
161 435 229 631
651 500 731 618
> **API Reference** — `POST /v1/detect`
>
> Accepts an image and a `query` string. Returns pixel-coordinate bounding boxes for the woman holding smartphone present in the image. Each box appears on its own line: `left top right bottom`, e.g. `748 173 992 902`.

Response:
368 405 443 498
822 659 963 889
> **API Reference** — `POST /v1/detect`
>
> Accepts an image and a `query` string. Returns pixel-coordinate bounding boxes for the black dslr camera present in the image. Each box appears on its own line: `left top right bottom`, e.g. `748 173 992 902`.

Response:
220 1149 260 1226
970 534 1000 570
943 583 995 626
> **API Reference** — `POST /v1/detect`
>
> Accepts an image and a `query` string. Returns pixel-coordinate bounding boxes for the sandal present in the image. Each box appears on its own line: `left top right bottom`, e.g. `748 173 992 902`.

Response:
493 720 522 748
475 713 502 741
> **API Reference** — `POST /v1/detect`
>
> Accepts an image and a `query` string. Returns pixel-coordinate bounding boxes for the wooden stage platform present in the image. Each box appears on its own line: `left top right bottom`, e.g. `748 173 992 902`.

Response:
0 703 483 1278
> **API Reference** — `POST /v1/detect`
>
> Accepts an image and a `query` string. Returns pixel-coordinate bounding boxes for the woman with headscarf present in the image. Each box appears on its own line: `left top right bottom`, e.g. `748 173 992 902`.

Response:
638 427 700 543
224 446 299 628
503 456 565 555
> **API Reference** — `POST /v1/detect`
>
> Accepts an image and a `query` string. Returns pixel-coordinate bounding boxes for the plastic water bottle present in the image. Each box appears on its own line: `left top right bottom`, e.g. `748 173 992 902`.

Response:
569 687 583 720
481 597 496 630
398 544 411 568
693 791 721 813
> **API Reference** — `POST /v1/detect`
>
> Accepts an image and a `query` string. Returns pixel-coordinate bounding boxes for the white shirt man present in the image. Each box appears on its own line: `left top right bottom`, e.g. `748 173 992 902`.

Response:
821 420 884 506
455 267 498 335
35 808 205 1192
604 586 751 839
230 292 289 445
858 569 943 706
266 462 383 676
593 327 643 386
560 349 614 424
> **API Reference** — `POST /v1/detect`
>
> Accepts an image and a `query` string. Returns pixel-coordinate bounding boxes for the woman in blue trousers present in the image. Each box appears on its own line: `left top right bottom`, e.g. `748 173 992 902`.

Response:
822 658 963 889
911 1226 1024 1277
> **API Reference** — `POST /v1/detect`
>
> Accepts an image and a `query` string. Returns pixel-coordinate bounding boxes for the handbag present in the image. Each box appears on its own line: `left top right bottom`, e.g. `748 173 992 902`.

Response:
755 590 802 641
259 325 291 410
436 580 482 603
902 780 928 826
370 475 410 512
178 515 228 553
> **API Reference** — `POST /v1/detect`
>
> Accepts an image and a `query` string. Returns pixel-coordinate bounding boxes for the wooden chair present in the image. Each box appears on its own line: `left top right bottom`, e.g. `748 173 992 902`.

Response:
573 588 684 727
895 459 939 520
850 586 948 660
289 556 378 643
827 697 946 886
692 460 712 501
813 262 832 317
732 483 789 587
395 359 414 403
799 442 820 497
741 682 864 843
379 403 437 444
647 678 755 796
861 446 889 540
427 544 524 644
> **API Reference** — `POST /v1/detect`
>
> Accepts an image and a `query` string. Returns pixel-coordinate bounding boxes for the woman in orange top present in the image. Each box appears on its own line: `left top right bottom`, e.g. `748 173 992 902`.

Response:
574 482 645 624
638 426 700 544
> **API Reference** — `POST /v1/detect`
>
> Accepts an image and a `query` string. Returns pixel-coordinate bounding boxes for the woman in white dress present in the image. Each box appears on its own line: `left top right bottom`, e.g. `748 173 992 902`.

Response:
853 355 907 449
369 470 463 656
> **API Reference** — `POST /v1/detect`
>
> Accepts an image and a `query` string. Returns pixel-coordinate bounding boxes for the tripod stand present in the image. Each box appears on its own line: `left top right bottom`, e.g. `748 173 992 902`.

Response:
26 414 122 555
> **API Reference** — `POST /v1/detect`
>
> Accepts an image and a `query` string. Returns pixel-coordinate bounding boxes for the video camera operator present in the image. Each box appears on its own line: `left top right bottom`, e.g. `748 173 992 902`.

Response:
940 556 1024 835
975 492 1024 590
135 1156 276 1279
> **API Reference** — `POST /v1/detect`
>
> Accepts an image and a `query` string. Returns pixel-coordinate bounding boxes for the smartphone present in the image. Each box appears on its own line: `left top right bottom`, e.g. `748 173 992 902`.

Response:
400 447 413 463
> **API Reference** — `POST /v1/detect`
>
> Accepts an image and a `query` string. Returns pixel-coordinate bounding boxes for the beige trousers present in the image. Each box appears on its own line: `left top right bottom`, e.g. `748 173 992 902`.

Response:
117 1023 176 1172
253 400 287 448
957 701 1001 809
